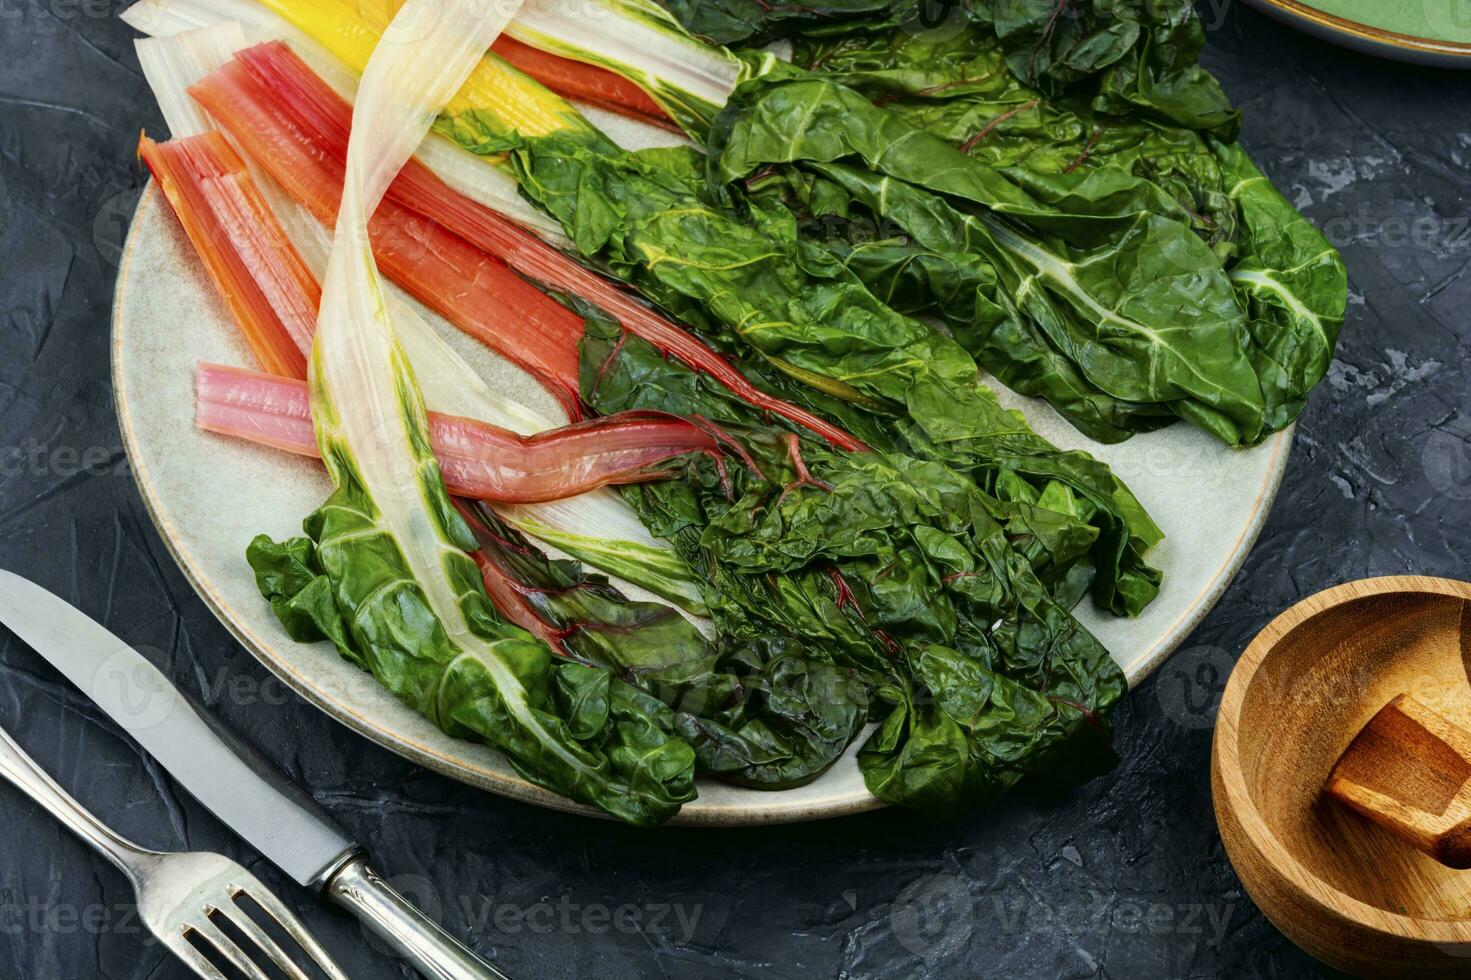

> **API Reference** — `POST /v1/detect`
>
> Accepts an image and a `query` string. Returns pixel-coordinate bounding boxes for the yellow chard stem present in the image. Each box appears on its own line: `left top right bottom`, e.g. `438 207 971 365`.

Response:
256 0 589 140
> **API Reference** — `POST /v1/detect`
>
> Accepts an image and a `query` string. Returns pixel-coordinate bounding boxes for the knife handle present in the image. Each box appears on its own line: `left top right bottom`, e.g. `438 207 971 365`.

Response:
324 855 509 980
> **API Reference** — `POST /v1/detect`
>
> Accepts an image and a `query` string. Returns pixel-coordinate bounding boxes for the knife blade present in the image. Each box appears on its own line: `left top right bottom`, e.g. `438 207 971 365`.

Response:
0 569 355 884
0 569 507 980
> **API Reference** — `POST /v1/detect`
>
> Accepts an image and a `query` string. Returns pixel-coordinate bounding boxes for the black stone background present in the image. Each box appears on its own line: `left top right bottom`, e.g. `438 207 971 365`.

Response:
1 1 1469 977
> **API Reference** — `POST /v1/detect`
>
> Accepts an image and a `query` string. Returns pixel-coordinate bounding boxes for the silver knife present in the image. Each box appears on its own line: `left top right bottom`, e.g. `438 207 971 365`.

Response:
0 569 509 980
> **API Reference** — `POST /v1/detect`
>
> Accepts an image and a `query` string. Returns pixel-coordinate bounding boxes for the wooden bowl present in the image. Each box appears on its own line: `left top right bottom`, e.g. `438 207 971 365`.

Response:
1213 576 1471 978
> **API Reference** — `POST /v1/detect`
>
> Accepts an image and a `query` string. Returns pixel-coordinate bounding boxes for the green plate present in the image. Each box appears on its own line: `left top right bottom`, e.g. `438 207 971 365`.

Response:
1244 0 1471 66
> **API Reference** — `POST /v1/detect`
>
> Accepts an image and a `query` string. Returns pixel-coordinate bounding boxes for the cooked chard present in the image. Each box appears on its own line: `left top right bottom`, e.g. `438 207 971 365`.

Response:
119 0 1347 824
175 0 1161 616
581 315 1127 812
136 25 711 613
740 21 1348 445
254 0 696 825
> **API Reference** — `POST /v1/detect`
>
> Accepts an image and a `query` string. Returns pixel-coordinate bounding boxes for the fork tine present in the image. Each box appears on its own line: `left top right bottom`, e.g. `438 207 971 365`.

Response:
216 887 314 980
164 929 232 980
188 913 274 980
234 880 352 980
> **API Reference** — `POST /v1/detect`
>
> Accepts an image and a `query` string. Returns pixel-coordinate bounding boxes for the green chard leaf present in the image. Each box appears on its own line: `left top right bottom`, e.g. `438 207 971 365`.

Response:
674 636 871 789
580 317 1129 810
657 0 1238 137
965 0 1239 134
709 67 1271 446
648 5 1343 449
858 640 1120 816
247 463 698 825
461 498 873 790
250 481 870 799
786 25 1241 251
656 0 901 46
1213 141 1348 432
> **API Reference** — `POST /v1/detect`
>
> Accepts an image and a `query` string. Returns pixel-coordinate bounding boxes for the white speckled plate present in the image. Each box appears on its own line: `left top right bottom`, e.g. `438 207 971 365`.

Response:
112 182 1291 826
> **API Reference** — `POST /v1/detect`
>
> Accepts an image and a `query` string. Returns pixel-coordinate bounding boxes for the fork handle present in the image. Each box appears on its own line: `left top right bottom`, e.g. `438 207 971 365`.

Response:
325 855 510 980
0 725 159 882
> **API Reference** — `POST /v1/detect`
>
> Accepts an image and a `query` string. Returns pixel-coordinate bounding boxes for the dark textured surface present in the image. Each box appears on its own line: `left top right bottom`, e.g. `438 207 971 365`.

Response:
0 3 1467 977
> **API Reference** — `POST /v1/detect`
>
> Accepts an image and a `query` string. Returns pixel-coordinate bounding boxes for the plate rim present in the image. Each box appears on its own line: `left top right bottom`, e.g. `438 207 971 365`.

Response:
112 181 1293 826
1242 0 1471 65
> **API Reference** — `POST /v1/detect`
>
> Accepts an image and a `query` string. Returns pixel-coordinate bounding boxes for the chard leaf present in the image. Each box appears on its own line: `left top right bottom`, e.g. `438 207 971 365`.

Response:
858 639 1120 815
1214 141 1348 432
787 26 1240 251
710 69 1271 446
656 0 898 45
657 0 1238 136
248 498 699 823
764 31 1346 445
463 498 870 789
580 318 1129 810
675 638 869 789
966 0 1238 134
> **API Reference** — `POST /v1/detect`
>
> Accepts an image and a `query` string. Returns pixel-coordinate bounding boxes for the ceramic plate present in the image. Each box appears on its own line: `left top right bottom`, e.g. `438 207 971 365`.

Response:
113 182 1291 826
1243 0 1471 66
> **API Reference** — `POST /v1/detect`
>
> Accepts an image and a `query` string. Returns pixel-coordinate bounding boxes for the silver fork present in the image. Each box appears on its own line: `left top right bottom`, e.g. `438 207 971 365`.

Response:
0 724 349 980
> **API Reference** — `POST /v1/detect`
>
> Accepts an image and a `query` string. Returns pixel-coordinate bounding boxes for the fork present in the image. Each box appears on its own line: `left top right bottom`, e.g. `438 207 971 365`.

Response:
0 724 349 980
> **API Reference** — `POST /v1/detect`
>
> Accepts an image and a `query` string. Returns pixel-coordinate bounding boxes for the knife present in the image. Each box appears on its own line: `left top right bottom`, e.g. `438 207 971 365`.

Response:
0 569 509 980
